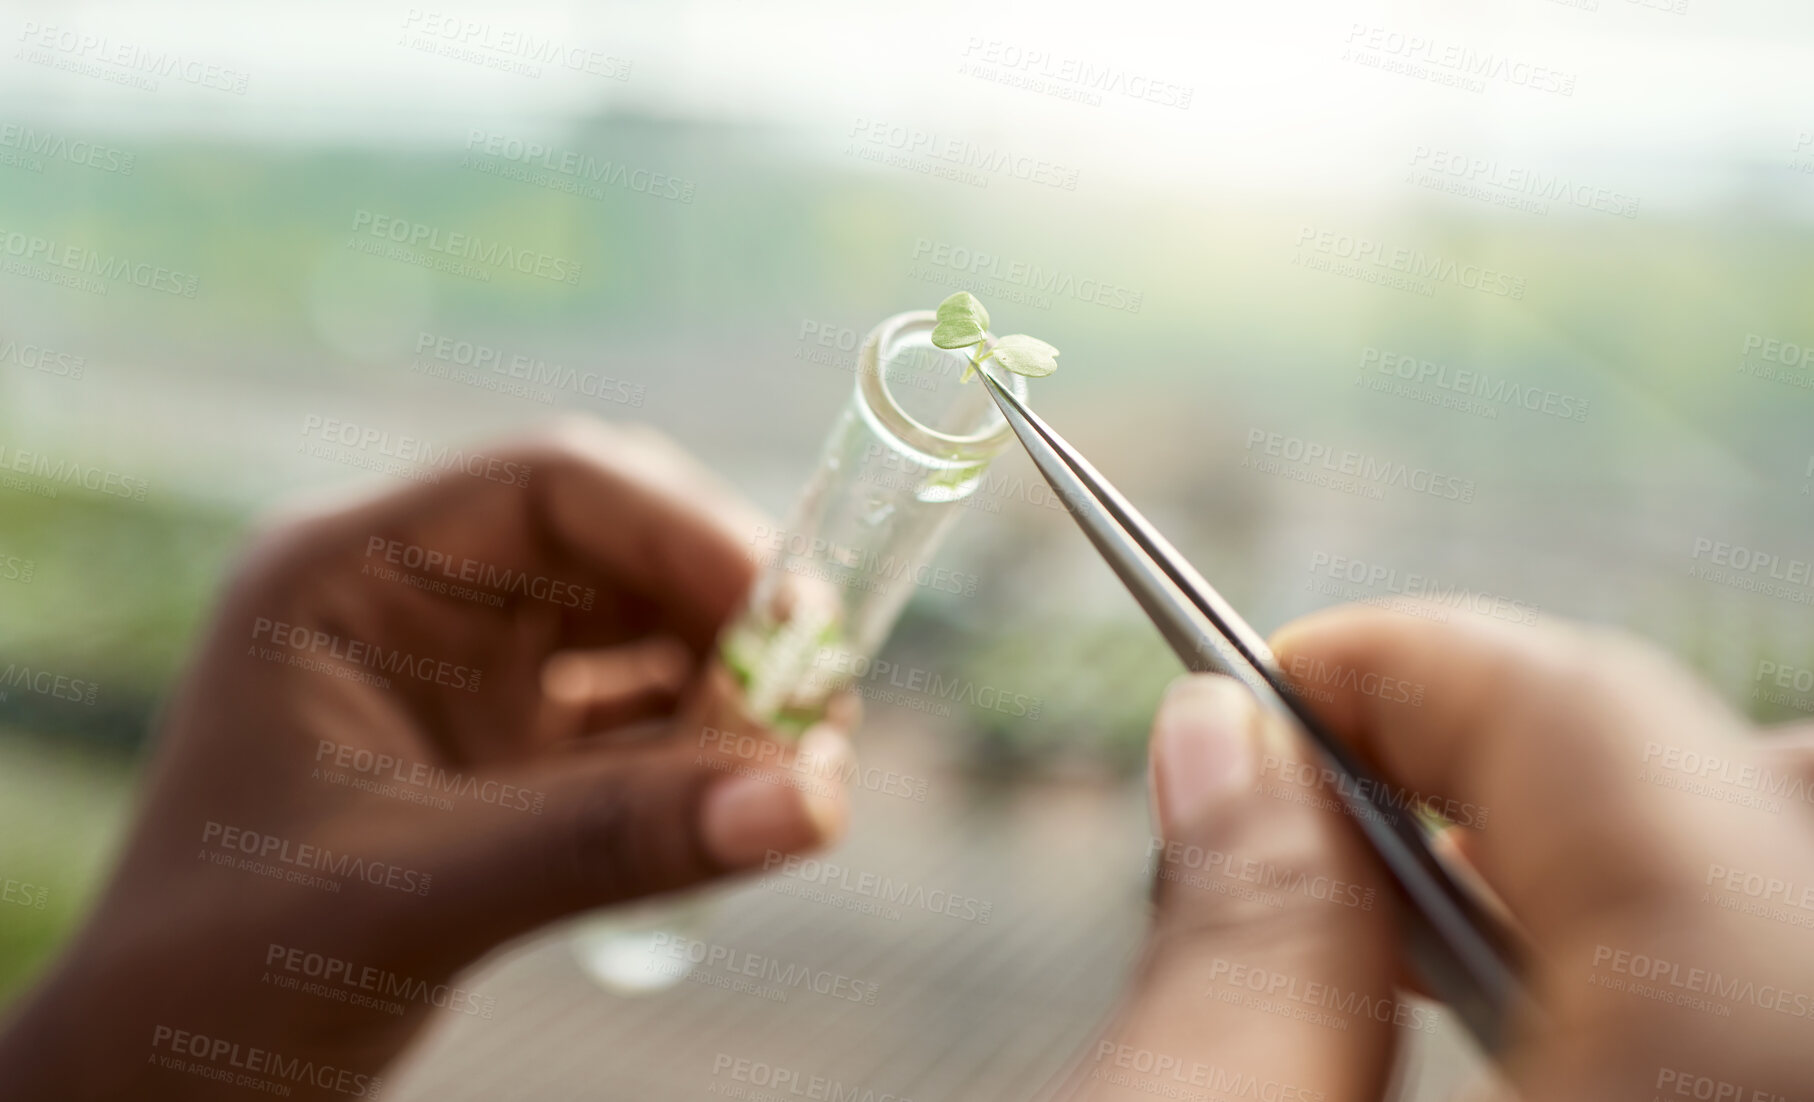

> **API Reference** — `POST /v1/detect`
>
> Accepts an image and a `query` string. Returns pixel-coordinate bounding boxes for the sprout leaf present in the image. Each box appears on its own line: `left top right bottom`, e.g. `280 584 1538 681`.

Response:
932 291 990 349
989 334 1060 378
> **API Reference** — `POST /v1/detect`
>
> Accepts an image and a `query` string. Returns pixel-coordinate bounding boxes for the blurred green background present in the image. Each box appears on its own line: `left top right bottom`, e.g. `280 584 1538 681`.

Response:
4 0 1814 1013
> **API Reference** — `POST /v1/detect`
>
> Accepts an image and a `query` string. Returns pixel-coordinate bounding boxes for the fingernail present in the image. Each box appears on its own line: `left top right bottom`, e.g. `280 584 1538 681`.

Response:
795 724 852 842
1152 676 1256 830
701 775 815 868
699 726 851 868
541 653 592 705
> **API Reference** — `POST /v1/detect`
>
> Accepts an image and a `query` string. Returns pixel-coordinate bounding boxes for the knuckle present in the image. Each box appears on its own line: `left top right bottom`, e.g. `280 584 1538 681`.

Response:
222 512 333 613
533 414 614 462
566 779 642 902
1154 799 1376 938
564 768 709 905
478 417 612 496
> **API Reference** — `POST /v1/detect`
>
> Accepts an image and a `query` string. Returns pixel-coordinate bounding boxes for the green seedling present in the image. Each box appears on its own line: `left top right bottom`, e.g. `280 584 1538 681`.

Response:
930 292 1060 382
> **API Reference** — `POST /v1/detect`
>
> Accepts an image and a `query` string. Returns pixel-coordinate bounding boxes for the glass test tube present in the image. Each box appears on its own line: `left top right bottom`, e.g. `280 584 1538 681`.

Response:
570 308 1031 992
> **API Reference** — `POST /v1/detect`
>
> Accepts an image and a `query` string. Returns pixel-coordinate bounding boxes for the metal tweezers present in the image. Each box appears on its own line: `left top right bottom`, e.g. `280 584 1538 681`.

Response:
977 367 1531 1056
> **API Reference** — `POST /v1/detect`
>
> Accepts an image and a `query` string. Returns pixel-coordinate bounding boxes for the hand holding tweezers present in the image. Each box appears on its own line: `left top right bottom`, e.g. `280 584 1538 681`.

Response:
975 367 1534 1056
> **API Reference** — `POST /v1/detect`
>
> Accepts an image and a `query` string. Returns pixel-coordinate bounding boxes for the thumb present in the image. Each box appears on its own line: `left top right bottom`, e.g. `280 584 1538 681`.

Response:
385 718 851 966
1079 675 1409 1102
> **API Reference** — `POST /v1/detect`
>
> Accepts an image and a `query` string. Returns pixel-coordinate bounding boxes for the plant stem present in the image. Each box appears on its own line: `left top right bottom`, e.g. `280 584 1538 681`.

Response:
960 343 994 384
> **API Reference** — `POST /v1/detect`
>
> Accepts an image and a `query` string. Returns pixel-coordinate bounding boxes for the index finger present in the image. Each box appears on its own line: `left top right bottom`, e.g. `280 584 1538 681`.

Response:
1267 604 1762 944
260 418 767 652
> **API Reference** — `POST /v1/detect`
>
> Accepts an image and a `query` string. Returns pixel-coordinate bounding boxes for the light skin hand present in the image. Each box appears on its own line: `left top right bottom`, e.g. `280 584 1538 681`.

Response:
1078 605 1814 1102
0 420 853 1101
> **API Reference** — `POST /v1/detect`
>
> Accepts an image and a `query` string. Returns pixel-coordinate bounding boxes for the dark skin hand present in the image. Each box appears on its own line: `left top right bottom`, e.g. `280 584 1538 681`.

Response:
0 421 852 1100
1075 609 1814 1102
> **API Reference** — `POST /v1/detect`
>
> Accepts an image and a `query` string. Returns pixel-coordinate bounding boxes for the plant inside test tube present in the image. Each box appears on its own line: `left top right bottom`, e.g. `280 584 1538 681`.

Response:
720 588 846 734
